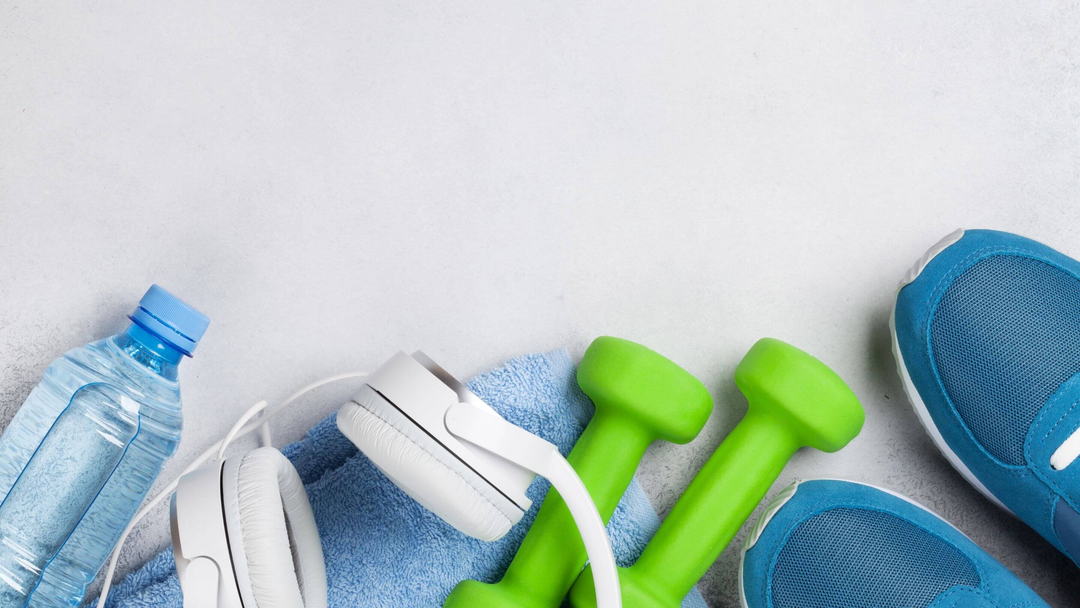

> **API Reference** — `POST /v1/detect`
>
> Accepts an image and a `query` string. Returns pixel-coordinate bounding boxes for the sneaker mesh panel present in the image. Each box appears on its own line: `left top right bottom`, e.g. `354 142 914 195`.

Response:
930 255 1080 465
771 508 979 608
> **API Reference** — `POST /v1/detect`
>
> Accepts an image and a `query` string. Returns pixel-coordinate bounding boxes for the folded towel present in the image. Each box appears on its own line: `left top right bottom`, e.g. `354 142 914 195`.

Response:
99 349 708 608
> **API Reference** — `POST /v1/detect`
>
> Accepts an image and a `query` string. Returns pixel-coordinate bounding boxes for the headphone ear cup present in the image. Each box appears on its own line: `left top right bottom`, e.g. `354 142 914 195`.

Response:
337 390 516 541
233 447 328 608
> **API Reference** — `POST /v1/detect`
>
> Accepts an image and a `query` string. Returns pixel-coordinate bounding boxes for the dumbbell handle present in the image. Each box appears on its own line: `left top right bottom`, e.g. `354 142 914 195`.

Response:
446 403 621 608
633 409 799 601
475 412 654 606
570 409 801 607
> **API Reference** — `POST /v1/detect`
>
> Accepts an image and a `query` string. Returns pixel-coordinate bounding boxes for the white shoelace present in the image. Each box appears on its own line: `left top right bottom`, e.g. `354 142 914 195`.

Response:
1051 425 1080 471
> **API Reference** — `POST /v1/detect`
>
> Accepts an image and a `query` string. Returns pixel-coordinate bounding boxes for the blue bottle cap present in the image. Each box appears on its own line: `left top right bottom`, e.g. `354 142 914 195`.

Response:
129 285 210 357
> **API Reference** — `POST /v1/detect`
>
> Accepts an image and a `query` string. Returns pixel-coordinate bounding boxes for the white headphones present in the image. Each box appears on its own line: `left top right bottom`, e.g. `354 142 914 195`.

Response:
161 351 620 608
170 448 326 608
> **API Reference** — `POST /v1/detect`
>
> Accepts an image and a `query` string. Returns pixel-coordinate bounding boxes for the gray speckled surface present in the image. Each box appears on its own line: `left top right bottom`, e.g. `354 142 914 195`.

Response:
2 1 1080 605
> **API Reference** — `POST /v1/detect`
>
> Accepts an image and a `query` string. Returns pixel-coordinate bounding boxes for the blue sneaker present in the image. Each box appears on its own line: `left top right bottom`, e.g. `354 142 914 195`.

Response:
892 229 1080 566
740 479 1049 608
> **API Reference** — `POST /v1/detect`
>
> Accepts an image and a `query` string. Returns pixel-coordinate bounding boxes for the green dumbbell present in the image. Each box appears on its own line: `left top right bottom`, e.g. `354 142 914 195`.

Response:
444 336 713 608
569 338 864 608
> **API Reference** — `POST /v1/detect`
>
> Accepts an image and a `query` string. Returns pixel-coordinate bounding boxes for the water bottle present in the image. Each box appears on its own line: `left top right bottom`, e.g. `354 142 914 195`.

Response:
0 286 209 608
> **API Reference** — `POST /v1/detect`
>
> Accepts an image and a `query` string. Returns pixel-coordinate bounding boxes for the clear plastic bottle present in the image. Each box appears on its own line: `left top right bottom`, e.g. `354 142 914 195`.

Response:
0 286 209 608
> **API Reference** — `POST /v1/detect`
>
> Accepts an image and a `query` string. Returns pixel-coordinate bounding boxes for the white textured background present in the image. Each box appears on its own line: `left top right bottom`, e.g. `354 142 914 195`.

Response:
2 1 1079 605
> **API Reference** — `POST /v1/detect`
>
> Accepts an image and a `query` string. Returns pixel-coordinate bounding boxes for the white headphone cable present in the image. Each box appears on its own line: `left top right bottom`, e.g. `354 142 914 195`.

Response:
94 371 368 608
218 400 270 460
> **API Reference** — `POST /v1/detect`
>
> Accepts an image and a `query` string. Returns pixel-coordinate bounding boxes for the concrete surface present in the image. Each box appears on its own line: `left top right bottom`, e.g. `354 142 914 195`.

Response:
2 1 1079 605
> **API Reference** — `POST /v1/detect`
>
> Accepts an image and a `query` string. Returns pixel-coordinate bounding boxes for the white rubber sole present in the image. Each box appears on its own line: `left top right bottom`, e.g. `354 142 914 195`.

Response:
737 478 978 608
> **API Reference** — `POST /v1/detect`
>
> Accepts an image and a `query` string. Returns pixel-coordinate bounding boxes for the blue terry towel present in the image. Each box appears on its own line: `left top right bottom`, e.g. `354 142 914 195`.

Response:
98 349 709 608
